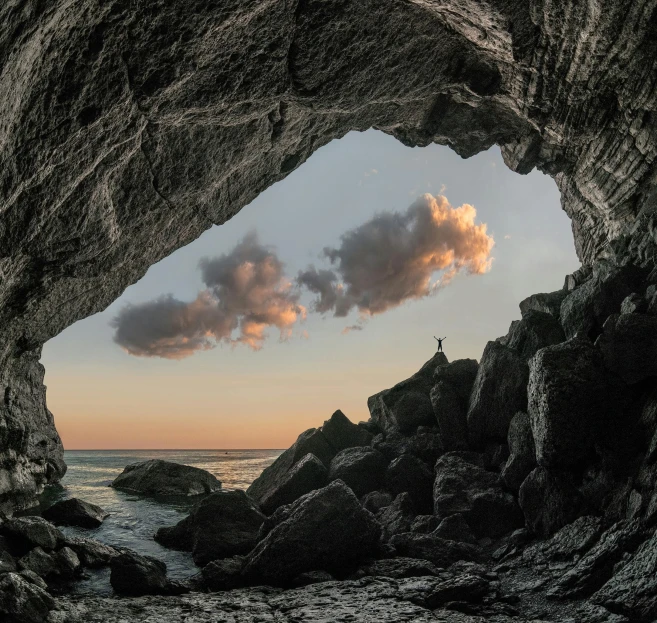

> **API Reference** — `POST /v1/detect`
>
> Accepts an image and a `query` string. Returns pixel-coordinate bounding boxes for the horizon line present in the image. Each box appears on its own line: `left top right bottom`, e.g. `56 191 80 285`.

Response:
63 448 286 451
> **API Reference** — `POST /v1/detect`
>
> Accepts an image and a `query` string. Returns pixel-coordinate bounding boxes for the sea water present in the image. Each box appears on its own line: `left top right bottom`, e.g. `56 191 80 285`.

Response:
45 449 281 595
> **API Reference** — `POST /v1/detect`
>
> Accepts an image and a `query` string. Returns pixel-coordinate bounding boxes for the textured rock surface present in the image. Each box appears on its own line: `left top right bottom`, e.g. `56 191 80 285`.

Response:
42 498 109 529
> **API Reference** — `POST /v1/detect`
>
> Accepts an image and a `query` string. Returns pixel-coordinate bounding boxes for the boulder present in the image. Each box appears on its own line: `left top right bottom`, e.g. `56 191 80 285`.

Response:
501 412 537 491
430 380 468 451
1 517 63 553
328 447 387 497
466 341 529 448
355 557 440 579
410 515 440 534
242 481 381 585
433 453 523 539
63 537 120 568
433 358 479 403
110 550 187 596
368 352 447 434
52 546 81 580
155 489 265 566
376 493 415 541
321 410 373 451
18 548 55 579
42 498 109 529
360 491 393 514
499 310 565 360
620 293 647 314
596 313 657 384
201 556 246 591
373 428 443 465
247 427 335 510
0 572 54 623
528 338 623 468
564 265 593 292
0 549 17 574
111 459 221 497
389 532 483 568
18 571 47 591
522 516 602 564
384 454 433 514
432 514 476 544
256 453 327 515
519 290 567 319
518 467 586 537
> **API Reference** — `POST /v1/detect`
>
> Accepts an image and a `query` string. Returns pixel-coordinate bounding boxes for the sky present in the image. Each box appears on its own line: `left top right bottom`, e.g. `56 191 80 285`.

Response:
41 130 580 450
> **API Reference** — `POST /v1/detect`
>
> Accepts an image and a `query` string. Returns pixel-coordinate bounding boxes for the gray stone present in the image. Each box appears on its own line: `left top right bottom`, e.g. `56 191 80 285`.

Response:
328 447 388 497
321 410 373 452
430 380 468 451
111 459 221 497
432 514 477 544
389 532 483 568
110 550 187 597
355 557 440 579
522 516 602 563
42 497 109 529
501 412 537 491
620 292 646 314
520 290 567 319
376 493 416 541
433 358 479 404
384 454 433 514
410 515 441 534
201 556 246 591
0 572 54 623
18 548 56 579
500 310 565 360
360 491 393 514
63 537 119 568
2 517 63 552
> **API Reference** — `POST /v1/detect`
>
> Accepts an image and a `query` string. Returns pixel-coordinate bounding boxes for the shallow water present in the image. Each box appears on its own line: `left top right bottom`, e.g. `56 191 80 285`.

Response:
44 449 281 595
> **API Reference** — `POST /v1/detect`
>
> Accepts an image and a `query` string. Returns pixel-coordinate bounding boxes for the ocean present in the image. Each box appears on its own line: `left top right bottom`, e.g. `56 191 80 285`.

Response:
44 449 282 595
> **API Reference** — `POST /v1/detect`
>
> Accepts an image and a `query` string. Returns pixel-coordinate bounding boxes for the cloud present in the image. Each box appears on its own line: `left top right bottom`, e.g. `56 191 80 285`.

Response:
112 233 306 359
299 193 494 318
341 324 364 335
504 234 512 240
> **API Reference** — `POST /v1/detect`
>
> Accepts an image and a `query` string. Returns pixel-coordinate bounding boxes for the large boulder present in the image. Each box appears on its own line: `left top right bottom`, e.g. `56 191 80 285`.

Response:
1 517 63 553
389 532 483 568
111 459 221 497
242 481 381 585
433 453 523 539
376 492 415 541
368 352 448 434
247 427 335 511
501 412 537 491
430 381 468 451
433 358 479 403
385 454 433 514
155 490 265 566
42 498 109 529
110 551 186 596
321 410 373 451
62 537 119 568
519 289 567 319
596 313 657 384
0 572 54 623
201 556 246 591
466 341 529 448
499 310 565 360
328 447 388 497
528 337 624 468
518 467 586 537
372 428 443 465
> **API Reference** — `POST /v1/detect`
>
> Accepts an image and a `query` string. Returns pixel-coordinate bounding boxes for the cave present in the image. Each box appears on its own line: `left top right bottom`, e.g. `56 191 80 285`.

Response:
1 0 657 619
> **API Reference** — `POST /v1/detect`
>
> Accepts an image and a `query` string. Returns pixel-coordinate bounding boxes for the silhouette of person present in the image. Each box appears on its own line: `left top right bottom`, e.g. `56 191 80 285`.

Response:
434 336 447 352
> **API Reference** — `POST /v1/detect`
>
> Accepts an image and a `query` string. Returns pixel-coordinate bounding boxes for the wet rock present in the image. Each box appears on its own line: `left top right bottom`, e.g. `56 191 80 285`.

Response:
256 453 327 515
523 516 602 563
201 556 246 591
155 489 265 566
519 467 586 537
528 338 622 468
433 514 476 544
1 517 63 552
368 353 447 434
328 447 388 497
0 572 54 623
433 453 523 539
355 557 441 579
63 537 119 568
466 341 529 447
42 497 109 529
520 290 567 319
385 454 433 514
500 310 565 360
321 410 373 451
410 515 440 534
361 491 393 514
501 412 537 491
389 532 483 568
110 551 187 597
247 428 335 510
596 313 657 384
243 481 381 585
111 459 221 497
377 493 416 541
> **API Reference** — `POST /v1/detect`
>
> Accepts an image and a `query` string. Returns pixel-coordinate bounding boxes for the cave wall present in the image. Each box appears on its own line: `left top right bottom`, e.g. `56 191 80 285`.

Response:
1 0 657 510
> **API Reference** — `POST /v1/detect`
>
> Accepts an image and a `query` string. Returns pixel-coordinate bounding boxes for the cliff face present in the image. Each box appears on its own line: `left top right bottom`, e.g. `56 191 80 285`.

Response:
1 0 657 509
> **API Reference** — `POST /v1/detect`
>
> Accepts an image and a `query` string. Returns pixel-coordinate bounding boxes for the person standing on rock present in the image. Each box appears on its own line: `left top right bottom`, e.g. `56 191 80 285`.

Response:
434 336 446 352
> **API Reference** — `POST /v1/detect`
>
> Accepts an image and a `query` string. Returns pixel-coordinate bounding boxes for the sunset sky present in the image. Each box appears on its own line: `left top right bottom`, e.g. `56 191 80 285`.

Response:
41 130 580 450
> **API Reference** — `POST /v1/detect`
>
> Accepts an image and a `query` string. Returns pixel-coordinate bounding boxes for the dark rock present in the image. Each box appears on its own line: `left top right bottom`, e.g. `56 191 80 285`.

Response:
111 459 221 497
482 442 509 471
42 497 109 529
385 454 433 514
501 412 537 491
63 537 119 568
416 571 493 609
243 481 381 585
0 549 17 574
620 293 646 314
1 517 63 552
290 570 335 587
52 546 81 579
522 516 602 563
18 548 55 579
433 453 523 539
372 428 444 465
247 428 335 510
520 290 567 319
519 467 586 537
355 557 440 579
564 266 593 292
596 313 657 384
201 556 246 591
528 337 623 468
321 410 373 451
18 571 47 591
368 352 447 434
410 515 440 534
110 550 187 596
389 532 483 568
155 489 265 566
500 310 565 360
466 341 529 447
593 530 657 620
433 358 479 403
360 491 393 514
377 493 416 541
430 380 469 451
0 572 54 623
256 453 327 515
433 514 477 544
328 447 387 497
